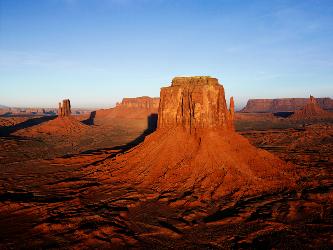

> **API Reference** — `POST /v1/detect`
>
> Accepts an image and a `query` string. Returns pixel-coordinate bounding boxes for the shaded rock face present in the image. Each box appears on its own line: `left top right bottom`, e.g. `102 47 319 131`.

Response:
58 99 71 117
158 76 234 131
242 97 333 113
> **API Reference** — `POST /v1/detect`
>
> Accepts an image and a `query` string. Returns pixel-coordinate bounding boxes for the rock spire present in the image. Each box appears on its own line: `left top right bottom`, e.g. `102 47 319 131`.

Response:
291 95 332 120
229 96 235 121
58 99 71 117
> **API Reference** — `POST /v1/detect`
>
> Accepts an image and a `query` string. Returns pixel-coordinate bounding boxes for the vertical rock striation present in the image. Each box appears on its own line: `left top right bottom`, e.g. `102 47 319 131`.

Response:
158 76 233 131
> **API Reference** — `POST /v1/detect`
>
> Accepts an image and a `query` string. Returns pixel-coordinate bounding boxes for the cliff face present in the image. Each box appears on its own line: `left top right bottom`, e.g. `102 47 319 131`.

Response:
241 98 333 113
158 76 234 131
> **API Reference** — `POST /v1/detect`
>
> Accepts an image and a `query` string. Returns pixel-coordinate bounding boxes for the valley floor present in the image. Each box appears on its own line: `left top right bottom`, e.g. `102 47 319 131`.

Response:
0 116 332 249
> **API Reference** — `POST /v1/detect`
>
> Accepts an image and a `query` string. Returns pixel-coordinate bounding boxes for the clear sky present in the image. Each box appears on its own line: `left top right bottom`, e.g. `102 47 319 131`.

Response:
0 0 332 109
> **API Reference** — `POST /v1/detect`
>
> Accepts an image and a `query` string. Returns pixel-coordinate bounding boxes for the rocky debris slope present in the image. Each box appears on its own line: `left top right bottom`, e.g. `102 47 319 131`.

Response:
97 76 296 200
241 97 333 113
290 95 333 120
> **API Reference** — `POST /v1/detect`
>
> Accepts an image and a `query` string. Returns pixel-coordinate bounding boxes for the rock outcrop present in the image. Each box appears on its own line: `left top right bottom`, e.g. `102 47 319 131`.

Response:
58 99 71 117
290 95 333 120
99 76 296 200
158 77 233 131
241 97 333 113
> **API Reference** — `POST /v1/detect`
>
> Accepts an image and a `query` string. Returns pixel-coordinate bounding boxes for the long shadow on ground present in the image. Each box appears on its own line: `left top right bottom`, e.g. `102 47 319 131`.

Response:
82 111 96 125
0 116 57 136
63 113 158 161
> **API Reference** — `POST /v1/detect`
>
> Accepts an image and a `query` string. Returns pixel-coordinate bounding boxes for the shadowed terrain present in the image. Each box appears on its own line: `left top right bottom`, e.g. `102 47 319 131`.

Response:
0 89 332 249
0 122 332 248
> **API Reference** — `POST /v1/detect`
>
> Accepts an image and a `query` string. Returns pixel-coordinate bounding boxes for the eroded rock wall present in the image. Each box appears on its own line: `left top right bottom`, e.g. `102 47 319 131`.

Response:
157 76 234 130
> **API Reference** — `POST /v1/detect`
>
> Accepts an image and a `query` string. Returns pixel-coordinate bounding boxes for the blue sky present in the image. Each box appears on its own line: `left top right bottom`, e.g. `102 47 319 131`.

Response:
0 0 332 109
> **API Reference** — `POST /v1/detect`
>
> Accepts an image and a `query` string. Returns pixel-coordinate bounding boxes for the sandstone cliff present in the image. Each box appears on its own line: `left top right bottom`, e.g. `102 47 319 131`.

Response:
241 97 333 113
158 76 233 131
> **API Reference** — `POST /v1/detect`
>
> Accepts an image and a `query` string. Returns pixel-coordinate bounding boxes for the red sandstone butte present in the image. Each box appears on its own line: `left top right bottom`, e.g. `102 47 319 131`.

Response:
290 95 333 120
58 99 71 117
158 76 234 131
99 76 296 200
15 100 89 138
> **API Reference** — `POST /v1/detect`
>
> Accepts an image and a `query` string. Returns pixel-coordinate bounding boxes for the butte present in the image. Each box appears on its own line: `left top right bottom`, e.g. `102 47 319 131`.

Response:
14 99 90 138
97 77 297 200
290 95 333 120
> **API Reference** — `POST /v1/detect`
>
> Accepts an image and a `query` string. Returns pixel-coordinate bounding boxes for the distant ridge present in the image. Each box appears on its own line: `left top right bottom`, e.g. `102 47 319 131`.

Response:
0 105 9 109
241 97 333 113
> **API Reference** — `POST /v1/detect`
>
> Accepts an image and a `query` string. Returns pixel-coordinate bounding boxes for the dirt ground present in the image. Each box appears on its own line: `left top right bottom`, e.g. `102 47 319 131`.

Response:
0 114 332 249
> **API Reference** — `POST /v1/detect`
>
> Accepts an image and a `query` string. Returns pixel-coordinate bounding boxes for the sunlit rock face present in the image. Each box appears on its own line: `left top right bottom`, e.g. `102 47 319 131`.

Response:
157 76 234 131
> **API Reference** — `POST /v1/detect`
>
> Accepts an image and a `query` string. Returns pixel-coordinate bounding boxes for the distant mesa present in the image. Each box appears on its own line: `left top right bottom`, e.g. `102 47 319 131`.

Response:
241 97 333 113
99 76 295 200
117 96 159 109
95 96 159 120
58 99 71 117
290 95 333 120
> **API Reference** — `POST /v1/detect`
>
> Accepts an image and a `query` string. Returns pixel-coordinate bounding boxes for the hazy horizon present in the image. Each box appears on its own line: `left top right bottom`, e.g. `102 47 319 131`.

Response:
1 0 333 108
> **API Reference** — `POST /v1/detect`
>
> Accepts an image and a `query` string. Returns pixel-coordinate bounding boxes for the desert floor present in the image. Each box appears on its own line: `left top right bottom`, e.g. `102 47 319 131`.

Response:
0 114 332 249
